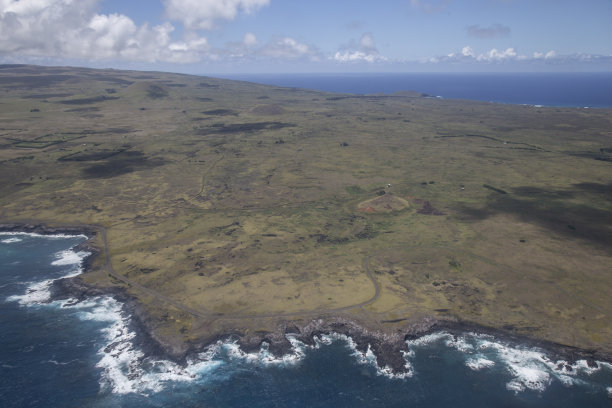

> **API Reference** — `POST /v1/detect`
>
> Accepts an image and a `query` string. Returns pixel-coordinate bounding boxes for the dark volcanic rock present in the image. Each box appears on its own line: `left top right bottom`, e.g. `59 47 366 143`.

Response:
49 276 107 302
4 223 610 373
236 316 438 375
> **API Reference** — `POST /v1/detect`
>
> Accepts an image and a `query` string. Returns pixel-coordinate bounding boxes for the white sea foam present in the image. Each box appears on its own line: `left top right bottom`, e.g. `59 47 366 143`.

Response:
51 249 89 266
11 230 610 396
466 357 495 371
569 359 602 376
7 279 54 304
6 246 89 305
87 303 363 395
43 359 79 366
314 334 334 346
464 336 557 392
459 334 611 393
319 333 413 379
1 237 22 243
403 332 612 393
0 231 88 240
405 332 449 347
319 332 354 347
405 331 477 353
74 297 143 394
506 362 551 392
222 337 307 367
445 334 476 353
352 343 378 366
5 233 228 396
76 296 222 395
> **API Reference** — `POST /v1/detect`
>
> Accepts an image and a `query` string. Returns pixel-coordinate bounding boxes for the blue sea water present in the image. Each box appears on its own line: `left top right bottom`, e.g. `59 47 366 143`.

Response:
217 72 612 108
1 233 612 407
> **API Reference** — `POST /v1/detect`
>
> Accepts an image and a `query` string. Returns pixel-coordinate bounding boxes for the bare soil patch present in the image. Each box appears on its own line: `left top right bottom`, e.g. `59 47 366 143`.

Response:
357 193 410 212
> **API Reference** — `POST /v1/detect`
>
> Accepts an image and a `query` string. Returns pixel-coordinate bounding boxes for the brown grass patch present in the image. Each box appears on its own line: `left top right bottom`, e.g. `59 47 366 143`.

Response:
357 193 410 212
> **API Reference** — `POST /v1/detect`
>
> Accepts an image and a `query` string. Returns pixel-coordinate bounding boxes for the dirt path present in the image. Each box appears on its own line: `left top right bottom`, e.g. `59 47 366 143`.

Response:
98 223 382 320
98 225 215 319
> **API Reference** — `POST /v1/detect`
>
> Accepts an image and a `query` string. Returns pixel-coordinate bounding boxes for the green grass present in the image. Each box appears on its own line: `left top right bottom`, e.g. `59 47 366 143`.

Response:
1 64 611 353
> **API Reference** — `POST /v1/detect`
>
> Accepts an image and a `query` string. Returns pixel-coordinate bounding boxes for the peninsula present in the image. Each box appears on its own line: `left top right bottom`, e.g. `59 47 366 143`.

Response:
1 65 611 370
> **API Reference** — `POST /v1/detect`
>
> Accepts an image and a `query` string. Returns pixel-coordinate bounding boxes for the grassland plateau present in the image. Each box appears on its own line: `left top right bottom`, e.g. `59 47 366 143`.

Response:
1 65 611 371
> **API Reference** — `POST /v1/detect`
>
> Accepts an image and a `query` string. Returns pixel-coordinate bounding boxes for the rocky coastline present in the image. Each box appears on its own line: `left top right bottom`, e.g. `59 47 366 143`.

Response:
51 274 607 375
2 223 609 375
232 316 605 374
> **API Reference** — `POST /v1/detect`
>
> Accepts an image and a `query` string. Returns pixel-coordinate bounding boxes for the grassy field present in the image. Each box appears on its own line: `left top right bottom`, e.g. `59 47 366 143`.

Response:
1 64 611 353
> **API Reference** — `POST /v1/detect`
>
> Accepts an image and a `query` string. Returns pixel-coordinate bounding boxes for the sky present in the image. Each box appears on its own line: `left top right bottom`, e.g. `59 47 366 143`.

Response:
0 0 611 74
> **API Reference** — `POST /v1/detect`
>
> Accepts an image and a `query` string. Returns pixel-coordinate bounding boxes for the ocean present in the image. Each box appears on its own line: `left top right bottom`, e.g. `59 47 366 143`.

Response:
1 233 611 407
216 72 612 108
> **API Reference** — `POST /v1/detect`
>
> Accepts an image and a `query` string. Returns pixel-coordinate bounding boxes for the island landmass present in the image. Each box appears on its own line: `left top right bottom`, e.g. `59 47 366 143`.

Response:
1 65 611 373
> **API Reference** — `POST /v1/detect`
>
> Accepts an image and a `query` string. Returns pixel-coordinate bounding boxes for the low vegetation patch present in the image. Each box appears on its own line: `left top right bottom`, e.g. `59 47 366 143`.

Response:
416 200 445 215
22 93 73 99
146 85 168 99
59 95 119 105
64 107 101 113
201 109 238 116
82 151 166 178
1 65 611 357
196 121 295 135
251 104 286 115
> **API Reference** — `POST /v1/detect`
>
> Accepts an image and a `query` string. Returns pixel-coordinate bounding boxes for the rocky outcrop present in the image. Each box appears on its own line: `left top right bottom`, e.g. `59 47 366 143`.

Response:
236 316 438 374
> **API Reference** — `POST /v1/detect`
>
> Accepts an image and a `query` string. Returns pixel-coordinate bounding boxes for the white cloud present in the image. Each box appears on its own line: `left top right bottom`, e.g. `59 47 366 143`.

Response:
428 45 603 67
334 33 387 63
436 45 520 62
360 33 375 50
218 35 320 62
334 51 381 63
461 45 476 58
533 50 558 59
163 0 269 30
477 47 517 61
243 32 257 46
0 0 210 63
2 2 606 69
257 37 317 60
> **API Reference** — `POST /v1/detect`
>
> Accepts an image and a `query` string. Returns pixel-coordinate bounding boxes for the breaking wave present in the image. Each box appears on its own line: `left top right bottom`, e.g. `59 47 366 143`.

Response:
6 244 89 306
1 237 22 244
51 249 90 266
404 331 611 394
316 333 413 379
0 231 88 240
5 232 611 401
